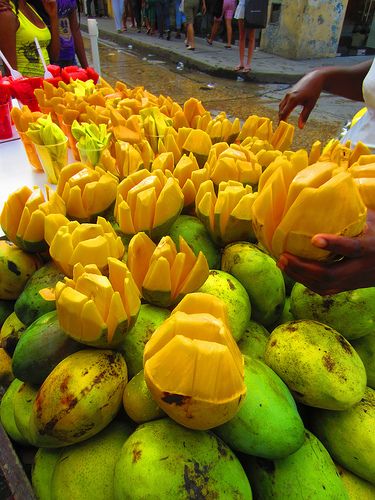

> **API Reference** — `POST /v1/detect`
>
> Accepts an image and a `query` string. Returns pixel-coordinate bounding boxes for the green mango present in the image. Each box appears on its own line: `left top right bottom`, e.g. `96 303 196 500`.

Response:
216 356 305 459
12 310 82 386
32 448 63 500
121 304 170 378
0 311 27 355
264 320 366 410
113 418 252 499
290 283 375 340
168 215 220 269
241 430 349 499
123 370 164 423
221 242 285 327
336 464 375 500
197 269 251 341
0 378 28 444
351 333 375 389
237 320 270 360
51 421 134 500
309 387 375 485
13 381 38 444
14 261 64 326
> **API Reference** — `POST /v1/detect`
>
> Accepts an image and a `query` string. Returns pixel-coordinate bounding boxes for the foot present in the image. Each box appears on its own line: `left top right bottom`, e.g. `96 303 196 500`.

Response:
235 65 244 71
187 45 195 50
241 66 251 73
175 32 181 39
121 26 127 32
206 37 213 45
166 30 171 41
225 45 232 49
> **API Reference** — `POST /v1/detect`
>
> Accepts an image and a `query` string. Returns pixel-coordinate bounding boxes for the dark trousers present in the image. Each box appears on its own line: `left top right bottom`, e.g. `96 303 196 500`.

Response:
132 0 142 28
86 0 99 16
156 0 171 35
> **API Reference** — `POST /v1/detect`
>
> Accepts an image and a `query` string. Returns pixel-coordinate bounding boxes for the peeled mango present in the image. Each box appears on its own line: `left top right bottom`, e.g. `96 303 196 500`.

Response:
1 185 66 253
48 217 125 277
114 169 184 241
309 387 375 485
29 349 127 447
127 233 209 308
143 301 246 430
290 283 375 340
221 242 285 327
195 180 257 246
55 259 140 348
252 160 367 260
241 430 349 499
215 356 305 459
56 163 118 221
113 418 252 499
264 320 367 410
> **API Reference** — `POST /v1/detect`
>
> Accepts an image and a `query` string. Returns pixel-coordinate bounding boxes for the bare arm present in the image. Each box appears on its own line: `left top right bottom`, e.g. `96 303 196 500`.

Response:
69 8 88 68
279 59 372 129
0 8 18 71
42 0 60 62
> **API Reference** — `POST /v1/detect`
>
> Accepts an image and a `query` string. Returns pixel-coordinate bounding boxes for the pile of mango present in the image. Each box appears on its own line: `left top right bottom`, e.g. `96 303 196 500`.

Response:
0 77 374 499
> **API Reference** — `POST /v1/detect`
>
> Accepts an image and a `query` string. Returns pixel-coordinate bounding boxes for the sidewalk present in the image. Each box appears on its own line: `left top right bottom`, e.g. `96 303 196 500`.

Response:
80 15 372 84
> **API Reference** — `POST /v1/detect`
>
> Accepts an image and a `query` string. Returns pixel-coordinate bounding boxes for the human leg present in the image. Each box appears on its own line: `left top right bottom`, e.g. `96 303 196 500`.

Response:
112 0 125 31
207 18 221 44
236 18 245 69
244 28 256 70
224 16 232 47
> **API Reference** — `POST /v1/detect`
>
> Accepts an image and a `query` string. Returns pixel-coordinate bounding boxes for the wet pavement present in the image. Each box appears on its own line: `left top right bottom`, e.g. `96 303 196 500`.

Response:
81 23 367 151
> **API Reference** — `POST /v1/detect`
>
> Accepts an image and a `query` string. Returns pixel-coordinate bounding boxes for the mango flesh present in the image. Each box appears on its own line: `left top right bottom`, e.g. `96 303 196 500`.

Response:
290 283 375 340
237 320 270 361
120 304 170 378
221 242 285 327
215 356 305 459
51 420 134 500
197 269 251 342
308 387 375 485
113 418 252 499
241 430 349 499
351 333 375 389
264 320 367 410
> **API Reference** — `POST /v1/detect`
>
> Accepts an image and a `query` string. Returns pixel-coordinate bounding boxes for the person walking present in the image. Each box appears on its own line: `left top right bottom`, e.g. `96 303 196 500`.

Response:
206 0 235 48
174 0 185 38
144 0 156 35
112 0 124 32
156 0 170 39
184 0 206 50
233 0 255 72
122 0 135 30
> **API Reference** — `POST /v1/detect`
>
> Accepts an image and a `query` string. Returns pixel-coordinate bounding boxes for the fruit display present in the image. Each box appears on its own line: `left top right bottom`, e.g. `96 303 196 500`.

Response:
0 76 374 499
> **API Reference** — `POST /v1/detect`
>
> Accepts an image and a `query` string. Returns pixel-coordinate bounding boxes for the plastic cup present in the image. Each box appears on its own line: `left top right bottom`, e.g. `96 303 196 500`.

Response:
0 102 13 140
19 131 43 171
57 115 80 161
34 137 68 184
77 143 106 168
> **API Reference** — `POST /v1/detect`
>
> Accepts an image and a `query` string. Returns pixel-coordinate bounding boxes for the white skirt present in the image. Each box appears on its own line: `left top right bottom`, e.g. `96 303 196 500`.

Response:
234 3 245 20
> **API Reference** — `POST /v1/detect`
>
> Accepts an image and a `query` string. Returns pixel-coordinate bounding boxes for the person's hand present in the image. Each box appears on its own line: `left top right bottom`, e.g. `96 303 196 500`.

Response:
277 210 375 295
42 0 58 19
278 70 326 129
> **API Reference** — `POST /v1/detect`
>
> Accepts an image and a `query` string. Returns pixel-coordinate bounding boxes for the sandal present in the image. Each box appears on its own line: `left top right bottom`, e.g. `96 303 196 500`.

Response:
206 37 213 45
241 66 251 73
186 45 195 50
235 65 244 71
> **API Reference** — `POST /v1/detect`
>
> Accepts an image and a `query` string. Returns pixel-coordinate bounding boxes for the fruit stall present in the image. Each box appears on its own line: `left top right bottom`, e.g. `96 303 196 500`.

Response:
0 70 374 499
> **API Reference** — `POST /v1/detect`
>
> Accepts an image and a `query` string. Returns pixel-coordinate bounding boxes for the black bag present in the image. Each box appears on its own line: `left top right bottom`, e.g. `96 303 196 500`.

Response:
245 0 269 29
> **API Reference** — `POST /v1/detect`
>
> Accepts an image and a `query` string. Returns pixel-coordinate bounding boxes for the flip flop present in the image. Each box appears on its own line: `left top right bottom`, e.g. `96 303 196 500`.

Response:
187 46 195 50
235 65 244 71
241 66 251 73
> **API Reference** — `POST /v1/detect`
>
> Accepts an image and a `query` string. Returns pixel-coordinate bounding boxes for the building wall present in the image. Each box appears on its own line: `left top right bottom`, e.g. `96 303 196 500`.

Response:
261 0 349 59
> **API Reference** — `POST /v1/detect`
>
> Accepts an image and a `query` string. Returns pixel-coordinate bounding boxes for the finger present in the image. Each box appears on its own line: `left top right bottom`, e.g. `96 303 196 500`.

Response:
311 234 369 258
298 104 313 129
